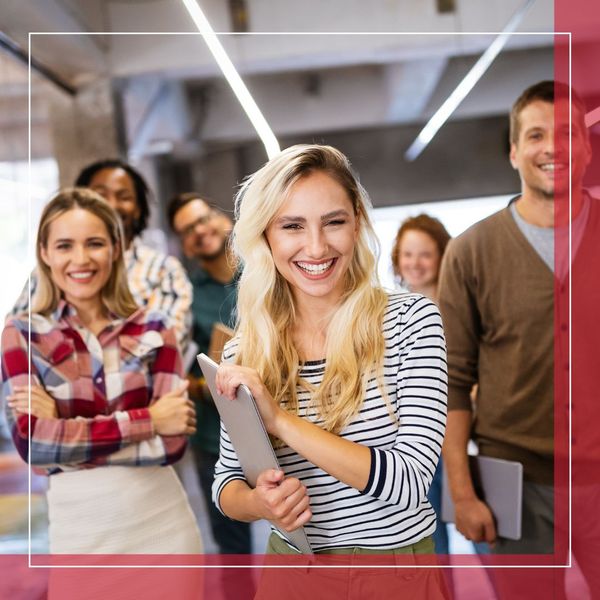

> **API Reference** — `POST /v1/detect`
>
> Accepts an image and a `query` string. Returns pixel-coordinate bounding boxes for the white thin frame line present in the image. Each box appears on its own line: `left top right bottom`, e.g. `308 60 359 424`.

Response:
26 29 572 571
568 30 573 571
28 31 567 35
26 563 575 570
27 30 33 570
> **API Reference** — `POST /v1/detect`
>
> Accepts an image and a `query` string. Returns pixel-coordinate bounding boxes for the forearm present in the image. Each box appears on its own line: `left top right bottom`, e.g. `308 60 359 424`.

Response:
91 433 186 467
271 300 445 499
219 479 264 522
275 411 371 491
442 409 477 502
13 410 154 467
443 410 497 543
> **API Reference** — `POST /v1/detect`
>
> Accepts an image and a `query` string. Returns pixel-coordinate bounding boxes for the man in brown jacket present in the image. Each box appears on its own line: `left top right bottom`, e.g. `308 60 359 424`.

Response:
439 80 591 570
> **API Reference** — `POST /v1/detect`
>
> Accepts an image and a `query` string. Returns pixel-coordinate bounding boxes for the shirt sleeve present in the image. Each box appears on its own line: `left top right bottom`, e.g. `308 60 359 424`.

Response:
437 238 480 412
0 321 181 470
146 255 193 355
100 324 188 467
8 270 37 317
212 423 247 515
360 296 448 511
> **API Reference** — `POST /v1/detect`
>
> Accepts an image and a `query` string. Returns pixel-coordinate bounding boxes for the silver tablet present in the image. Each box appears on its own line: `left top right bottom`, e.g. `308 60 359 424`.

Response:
441 455 523 540
197 353 313 554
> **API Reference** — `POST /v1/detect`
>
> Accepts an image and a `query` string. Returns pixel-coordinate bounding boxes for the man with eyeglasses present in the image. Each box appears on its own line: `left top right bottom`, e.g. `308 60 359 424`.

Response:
167 193 253 584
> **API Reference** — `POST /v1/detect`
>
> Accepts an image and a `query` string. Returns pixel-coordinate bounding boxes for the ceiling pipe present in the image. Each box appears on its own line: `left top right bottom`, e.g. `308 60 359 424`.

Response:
0 30 76 96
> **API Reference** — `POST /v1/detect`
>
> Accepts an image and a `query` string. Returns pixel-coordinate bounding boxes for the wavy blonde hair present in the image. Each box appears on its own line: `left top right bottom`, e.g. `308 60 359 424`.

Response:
233 144 389 434
32 187 138 318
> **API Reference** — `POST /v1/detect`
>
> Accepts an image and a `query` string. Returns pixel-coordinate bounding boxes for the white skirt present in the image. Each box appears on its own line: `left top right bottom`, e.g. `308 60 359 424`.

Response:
47 465 203 554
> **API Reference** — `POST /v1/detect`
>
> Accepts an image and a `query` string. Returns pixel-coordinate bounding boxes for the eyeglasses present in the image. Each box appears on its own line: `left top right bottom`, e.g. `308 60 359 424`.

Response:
176 212 216 240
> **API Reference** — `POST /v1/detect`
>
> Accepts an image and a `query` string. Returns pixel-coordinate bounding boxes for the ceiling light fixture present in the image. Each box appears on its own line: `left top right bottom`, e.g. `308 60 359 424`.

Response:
180 0 280 158
405 0 534 161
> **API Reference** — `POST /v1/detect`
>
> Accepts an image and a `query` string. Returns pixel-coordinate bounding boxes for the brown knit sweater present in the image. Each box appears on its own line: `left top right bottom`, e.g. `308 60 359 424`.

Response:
438 204 554 485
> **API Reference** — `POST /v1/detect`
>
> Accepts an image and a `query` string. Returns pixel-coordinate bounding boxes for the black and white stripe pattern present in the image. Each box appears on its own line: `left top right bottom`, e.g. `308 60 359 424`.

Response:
213 293 447 550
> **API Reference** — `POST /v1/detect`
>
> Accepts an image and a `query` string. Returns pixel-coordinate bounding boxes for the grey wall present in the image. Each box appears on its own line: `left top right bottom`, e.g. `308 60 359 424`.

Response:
169 115 521 213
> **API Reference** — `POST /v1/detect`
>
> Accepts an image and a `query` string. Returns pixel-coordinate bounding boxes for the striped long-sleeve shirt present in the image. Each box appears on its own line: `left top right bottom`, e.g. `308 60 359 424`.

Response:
11 236 193 352
1 301 187 474
213 293 448 551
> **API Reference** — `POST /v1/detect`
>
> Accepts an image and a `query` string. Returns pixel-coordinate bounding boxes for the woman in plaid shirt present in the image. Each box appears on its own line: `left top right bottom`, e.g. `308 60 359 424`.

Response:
1 188 202 555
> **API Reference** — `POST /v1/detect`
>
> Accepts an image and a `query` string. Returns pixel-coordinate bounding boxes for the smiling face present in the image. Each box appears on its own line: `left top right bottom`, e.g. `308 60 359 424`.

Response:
510 99 591 201
40 208 118 313
172 199 229 261
396 229 440 292
88 168 140 244
264 171 359 309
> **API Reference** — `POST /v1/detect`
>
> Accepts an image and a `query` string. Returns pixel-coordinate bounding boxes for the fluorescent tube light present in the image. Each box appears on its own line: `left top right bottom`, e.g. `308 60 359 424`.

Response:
405 0 534 161
180 0 280 158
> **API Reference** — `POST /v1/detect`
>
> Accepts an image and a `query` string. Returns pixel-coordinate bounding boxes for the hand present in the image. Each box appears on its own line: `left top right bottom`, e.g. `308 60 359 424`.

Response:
454 497 497 546
149 380 196 436
251 469 312 532
7 385 58 419
215 364 282 434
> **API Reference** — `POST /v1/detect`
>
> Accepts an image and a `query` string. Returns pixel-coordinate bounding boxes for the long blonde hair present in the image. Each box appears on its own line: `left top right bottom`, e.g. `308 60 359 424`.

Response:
33 187 138 318
233 144 389 434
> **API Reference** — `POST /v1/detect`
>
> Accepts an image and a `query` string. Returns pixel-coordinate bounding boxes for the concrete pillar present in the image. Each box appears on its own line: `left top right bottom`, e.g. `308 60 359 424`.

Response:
47 78 121 187
190 149 240 213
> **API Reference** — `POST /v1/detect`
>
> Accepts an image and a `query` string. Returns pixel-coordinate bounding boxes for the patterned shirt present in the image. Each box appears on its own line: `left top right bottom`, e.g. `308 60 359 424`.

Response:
1 301 187 475
11 236 193 352
213 294 448 550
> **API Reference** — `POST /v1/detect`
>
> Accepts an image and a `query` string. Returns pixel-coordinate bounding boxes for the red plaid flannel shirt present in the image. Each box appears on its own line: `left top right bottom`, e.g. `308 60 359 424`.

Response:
1 301 187 474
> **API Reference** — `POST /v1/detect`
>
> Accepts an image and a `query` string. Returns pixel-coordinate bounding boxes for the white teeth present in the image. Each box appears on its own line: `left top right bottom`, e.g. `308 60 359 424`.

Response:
69 271 94 279
296 260 334 274
540 163 567 171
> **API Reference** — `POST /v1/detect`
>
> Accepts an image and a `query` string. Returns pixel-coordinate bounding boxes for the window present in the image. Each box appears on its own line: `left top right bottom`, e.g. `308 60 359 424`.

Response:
371 195 513 289
0 159 58 318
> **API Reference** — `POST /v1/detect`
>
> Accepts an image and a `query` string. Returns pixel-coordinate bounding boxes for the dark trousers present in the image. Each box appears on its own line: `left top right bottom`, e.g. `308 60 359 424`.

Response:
194 447 252 554
479 481 560 600
195 448 255 600
427 460 450 555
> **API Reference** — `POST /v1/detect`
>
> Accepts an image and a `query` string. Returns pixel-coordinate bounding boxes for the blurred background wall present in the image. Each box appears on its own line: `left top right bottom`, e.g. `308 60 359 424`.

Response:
5 0 589 313
0 0 599 582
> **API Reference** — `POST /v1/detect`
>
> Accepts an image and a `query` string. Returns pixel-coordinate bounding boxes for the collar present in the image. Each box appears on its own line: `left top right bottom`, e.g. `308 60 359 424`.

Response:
52 299 143 336
509 190 592 230
53 299 78 328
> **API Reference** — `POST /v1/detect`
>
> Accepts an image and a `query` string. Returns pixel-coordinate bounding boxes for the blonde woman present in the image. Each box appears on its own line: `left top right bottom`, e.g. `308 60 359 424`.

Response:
2 188 202 555
212 145 447 589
